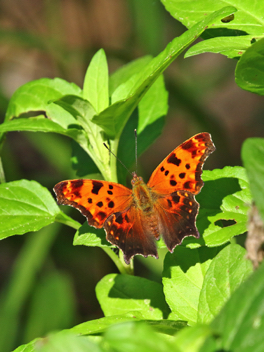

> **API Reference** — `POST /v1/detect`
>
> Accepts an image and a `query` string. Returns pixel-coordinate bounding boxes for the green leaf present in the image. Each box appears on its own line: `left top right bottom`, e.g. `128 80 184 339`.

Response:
207 261 264 352
0 180 61 239
96 273 170 319
103 321 178 352
73 222 112 248
83 49 109 113
92 6 237 139
5 78 82 122
242 138 264 221
37 332 103 352
236 38 264 95
70 313 185 336
109 56 152 96
198 244 253 324
54 95 109 173
185 35 254 59
137 75 168 134
162 246 223 326
161 0 261 36
195 166 251 248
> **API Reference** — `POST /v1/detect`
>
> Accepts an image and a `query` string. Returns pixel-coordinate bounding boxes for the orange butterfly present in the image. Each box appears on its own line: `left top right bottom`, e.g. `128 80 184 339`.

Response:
54 133 215 264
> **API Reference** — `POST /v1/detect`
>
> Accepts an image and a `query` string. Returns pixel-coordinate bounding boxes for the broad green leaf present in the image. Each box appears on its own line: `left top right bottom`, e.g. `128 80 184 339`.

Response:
73 222 112 248
83 49 109 113
161 0 262 36
195 166 251 248
236 38 264 95
162 246 223 326
23 272 76 342
185 35 254 59
96 273 170 319
92 6 237 138
172 324 212 352
0 117 88 152
242 138 264 221
0 180 61 239
103 321 178 352
206 261 264 352
5 78 82 122
198 244 253 324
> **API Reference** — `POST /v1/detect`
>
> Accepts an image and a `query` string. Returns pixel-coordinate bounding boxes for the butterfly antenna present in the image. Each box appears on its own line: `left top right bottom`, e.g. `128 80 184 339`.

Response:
134 129 138 174
103 143 133 177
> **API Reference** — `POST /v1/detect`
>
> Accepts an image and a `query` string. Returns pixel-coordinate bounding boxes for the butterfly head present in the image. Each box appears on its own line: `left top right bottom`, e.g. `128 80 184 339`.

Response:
131 172 144 188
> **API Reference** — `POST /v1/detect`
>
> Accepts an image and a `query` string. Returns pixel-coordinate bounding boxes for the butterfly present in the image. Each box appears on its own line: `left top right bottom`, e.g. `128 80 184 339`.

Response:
54 132 215 264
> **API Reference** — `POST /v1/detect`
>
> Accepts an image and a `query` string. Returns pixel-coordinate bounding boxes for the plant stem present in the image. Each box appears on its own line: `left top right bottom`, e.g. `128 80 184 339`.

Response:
0 157 5 184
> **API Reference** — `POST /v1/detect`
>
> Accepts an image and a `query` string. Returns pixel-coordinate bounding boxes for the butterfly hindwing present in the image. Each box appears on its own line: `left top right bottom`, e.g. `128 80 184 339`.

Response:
155 190 199 251
105 207 158 264
147 132 215 195
54 179 132 228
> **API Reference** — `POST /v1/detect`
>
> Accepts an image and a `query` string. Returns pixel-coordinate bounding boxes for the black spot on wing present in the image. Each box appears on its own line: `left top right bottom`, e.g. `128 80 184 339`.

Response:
170 180 177 186
109 184 113 189
185 163 190 169
160 166 165 172
92 181 103 195
88 198 93 204
96 201 103 208
179 172 186 179
108 201 115 208
165 170 169 176
167 153 181 166
107 190 113 195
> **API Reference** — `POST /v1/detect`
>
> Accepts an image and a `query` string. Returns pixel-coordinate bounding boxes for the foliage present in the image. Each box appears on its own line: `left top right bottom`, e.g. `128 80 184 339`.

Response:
0 2 264 351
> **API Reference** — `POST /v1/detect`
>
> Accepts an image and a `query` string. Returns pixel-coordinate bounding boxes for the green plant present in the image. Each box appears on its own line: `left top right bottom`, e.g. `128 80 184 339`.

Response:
1 2 264 352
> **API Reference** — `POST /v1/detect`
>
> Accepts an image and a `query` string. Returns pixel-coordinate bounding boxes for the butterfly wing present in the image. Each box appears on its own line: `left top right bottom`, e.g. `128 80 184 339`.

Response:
147 132 215 195
54 179 132 228
147 132 215 251
105 206 158 264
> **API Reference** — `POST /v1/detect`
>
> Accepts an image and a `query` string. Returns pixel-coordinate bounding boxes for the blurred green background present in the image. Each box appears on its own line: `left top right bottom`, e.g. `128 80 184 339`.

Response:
0 0 264 351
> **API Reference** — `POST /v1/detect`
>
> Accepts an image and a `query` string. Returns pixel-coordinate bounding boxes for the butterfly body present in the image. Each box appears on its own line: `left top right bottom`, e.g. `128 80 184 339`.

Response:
54 132 215 264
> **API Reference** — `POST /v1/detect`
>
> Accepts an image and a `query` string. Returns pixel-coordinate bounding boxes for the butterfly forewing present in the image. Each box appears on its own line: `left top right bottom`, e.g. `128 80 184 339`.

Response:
54 179 132 228
147 132 215 195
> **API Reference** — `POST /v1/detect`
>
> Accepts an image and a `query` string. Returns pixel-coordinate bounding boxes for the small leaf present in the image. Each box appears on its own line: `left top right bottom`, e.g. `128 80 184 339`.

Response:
83 49 109 113
196 166 251 247
235 38 264 95
185 35 254 59
73 222 112 248
0 180 61 239
198 244 253 324
242 138 264 221
162 246 223 326
96 273 170 320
